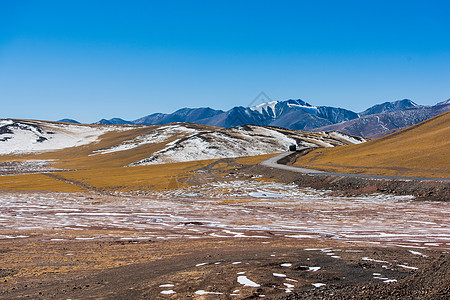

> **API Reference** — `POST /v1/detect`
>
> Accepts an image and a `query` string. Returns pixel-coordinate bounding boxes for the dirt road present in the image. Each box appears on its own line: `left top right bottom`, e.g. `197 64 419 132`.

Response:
262 151 450 182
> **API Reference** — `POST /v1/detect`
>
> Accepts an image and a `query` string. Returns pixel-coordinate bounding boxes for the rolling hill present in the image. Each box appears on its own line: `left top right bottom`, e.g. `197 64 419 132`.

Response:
0 119 365 171
295 111 450 178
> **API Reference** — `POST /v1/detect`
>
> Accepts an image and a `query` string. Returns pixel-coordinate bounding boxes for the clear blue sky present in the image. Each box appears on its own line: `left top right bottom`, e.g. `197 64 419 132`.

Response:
1 0 449 123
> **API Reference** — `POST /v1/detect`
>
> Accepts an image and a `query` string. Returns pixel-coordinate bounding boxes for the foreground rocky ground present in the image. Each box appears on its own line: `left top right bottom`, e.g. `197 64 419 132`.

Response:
0 171 448 299
0 157 448 299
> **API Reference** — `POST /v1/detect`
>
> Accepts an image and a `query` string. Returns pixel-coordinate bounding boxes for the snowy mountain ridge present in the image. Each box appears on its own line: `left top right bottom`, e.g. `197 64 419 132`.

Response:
0 119 365 166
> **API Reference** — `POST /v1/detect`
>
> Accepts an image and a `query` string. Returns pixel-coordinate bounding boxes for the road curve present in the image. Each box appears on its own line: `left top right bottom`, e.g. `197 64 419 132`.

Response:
260 151 450 182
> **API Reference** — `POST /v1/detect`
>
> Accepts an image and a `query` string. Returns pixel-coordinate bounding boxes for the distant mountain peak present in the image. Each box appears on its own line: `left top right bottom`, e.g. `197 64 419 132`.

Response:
58 118 80 124
249 101 280 118
360 99 419 116
436 99 450 106
94 118 133 125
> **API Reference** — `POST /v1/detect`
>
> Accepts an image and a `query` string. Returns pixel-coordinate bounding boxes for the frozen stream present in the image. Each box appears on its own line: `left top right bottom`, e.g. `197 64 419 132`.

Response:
0 180 449 250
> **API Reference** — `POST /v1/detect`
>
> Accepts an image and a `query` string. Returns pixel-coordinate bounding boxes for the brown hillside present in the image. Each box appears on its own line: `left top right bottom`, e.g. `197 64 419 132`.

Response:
295 111 450 178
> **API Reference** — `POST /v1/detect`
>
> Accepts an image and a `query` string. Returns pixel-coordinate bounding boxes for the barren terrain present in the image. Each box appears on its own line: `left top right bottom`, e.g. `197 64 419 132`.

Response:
0 164 449 299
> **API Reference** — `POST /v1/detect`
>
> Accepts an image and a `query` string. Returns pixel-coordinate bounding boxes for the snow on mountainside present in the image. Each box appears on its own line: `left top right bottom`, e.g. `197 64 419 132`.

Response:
315 101 450 139
129 124 365 165
359 99 419 116
0 119 365 166
95 118 133 125
95 99 357 130
250 101 280 117
0 120 131 155
73 98 448 140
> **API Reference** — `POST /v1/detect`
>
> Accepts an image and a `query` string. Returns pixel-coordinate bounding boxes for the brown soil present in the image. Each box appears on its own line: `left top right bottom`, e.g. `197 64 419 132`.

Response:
1 237 448 299
243 164 450 201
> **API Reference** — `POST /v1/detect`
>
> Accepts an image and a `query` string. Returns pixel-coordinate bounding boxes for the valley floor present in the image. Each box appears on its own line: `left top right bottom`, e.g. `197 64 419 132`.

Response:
0 173 449 299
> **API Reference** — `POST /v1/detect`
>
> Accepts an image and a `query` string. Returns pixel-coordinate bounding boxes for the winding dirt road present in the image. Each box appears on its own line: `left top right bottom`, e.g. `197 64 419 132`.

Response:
261 151 450 181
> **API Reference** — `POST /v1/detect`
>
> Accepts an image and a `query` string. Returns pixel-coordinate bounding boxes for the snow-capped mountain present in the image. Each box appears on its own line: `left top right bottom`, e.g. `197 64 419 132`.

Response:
59 98 448 139
314 100 450 139
110 99 358 130
359 99 419 116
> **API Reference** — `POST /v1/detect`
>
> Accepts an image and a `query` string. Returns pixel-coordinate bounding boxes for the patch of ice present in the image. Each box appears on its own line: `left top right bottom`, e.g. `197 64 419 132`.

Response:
312 283 326 287
286 235 318 239
281 263 292 267
160 290 176 294
273 273 286 278
249 191 284 198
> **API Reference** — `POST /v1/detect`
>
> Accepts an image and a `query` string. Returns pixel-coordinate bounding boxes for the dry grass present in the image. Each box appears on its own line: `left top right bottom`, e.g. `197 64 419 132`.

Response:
56 159 217 192
0 174 82 192
295 111 450 178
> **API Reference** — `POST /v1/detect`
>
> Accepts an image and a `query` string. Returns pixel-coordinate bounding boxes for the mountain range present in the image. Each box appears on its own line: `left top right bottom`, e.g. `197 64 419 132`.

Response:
60 98 449 139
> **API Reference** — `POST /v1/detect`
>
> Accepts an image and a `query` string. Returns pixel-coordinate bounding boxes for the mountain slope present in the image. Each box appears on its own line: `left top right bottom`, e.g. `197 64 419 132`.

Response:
360 99 419 116
133 107 224 125
314 101 450 139
57 119 80 124
296 111 450 178
95 118 133 125
0 119 365 170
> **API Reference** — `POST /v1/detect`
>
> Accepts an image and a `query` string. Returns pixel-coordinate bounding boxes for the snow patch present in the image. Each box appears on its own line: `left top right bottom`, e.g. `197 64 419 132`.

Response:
237 276 260 287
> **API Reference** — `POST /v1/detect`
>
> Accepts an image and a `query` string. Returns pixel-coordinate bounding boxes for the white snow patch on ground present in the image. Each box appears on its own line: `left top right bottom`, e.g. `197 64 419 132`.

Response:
91 125 197 155
397 264 418 270
329 131 365 144
195 290 223 295
408 250 427 257
237 276 260 287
